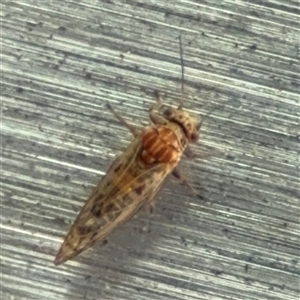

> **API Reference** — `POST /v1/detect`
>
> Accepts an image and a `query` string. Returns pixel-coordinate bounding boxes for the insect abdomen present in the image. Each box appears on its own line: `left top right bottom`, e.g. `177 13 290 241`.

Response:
141 126 181 164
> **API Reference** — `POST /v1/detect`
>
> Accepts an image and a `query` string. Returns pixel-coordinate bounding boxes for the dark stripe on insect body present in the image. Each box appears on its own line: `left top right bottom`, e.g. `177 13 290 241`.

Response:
114 164 122 173
134 184 146 195
87 146 144 225
91 203 102 217
97 161 149 222
169 117 189 137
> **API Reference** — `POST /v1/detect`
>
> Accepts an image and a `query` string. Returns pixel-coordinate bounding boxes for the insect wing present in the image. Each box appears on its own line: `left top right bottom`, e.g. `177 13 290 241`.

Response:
54 137 171 265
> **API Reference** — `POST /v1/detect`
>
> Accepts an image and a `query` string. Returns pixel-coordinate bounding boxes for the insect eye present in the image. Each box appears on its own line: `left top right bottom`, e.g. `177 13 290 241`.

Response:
190 132 199 142
163 108 173 118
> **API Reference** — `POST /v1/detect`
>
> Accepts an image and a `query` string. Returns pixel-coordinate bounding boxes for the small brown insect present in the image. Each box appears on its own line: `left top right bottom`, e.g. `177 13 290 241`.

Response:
54 36 203 265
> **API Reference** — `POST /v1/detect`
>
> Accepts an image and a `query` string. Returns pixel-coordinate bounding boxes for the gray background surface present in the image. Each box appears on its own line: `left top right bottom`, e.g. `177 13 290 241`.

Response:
1 1 299 300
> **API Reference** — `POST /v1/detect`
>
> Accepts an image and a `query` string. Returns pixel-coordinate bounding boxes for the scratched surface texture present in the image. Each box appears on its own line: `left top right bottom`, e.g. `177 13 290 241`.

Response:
1 1 299 300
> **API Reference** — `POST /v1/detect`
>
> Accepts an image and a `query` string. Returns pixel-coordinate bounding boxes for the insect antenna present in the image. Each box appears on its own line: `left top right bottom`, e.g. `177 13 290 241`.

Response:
178 34 185 110
196 105 219 130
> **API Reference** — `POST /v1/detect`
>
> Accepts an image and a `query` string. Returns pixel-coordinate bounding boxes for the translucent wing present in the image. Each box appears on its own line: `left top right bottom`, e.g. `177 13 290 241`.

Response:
54 137 174 265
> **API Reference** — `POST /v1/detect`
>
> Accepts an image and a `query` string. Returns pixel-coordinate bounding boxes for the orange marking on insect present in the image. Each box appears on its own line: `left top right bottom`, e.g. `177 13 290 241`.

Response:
53 35 204 266
141 127 181 164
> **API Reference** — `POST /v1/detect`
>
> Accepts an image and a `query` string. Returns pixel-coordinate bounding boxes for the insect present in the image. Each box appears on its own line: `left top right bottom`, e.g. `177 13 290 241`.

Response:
54 36 203 265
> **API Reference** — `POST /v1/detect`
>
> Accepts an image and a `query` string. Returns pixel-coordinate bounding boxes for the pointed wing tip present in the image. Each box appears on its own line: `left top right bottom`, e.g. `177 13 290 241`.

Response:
53 256 64 266
53 250 67 266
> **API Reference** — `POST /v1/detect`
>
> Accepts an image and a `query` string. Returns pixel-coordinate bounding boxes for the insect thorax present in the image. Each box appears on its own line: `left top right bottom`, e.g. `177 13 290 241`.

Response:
140 124 186 165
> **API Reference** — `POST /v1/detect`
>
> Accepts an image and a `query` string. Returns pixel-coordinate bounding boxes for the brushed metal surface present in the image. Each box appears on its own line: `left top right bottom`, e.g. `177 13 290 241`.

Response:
1 1 299 300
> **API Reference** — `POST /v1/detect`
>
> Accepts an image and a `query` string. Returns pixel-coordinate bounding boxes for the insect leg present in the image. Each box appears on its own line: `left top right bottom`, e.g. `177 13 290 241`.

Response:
154 90 163 106
172 167 203 199
183 145 196 159
106 102 139 136
184 146 223 160
149 110 165 125
148 201 155 214
149 91 165 124
143 195 157 214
